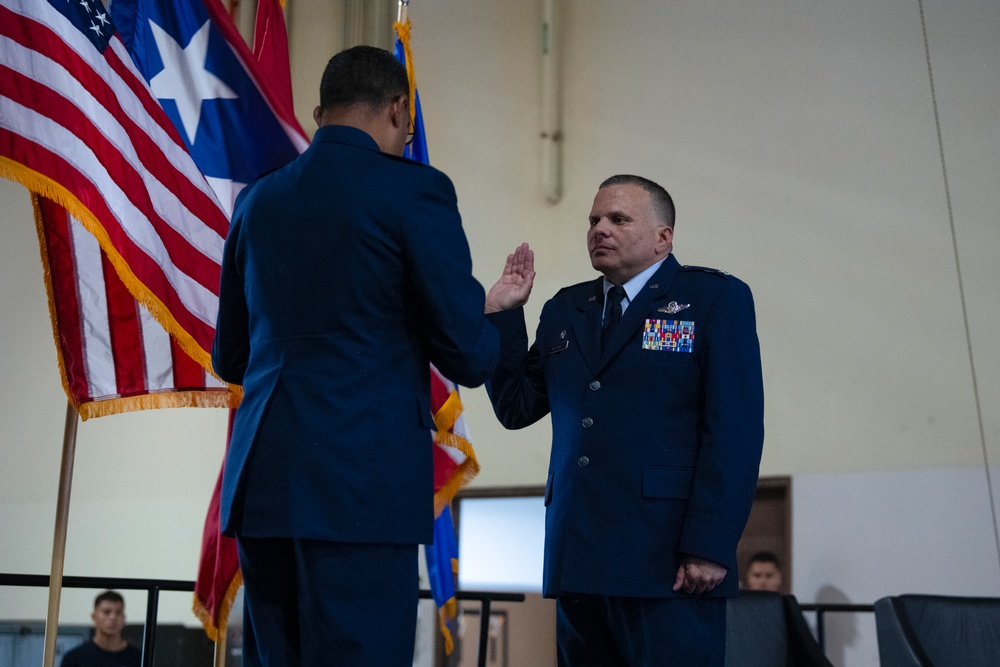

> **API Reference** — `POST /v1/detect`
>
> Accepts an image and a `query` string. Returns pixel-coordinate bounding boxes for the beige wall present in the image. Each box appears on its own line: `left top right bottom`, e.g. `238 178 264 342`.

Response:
393 0 999 482
1 0 997 651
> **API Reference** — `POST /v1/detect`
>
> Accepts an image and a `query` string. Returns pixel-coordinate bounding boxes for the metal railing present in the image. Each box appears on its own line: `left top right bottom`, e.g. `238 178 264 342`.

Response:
0 573 524 667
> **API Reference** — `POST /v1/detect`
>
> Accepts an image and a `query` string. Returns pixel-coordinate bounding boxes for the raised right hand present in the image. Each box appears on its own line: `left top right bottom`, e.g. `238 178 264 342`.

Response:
485 243 535 313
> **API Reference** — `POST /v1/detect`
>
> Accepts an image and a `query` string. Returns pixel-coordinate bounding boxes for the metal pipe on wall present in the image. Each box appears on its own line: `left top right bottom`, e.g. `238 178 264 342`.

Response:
540 0 562 204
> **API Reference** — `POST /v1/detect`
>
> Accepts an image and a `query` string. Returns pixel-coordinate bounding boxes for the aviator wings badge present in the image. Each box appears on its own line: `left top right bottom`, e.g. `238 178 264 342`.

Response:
658 301 690 315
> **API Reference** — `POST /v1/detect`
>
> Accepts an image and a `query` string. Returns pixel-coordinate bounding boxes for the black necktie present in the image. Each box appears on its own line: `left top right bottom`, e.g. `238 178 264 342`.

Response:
601 285 626 351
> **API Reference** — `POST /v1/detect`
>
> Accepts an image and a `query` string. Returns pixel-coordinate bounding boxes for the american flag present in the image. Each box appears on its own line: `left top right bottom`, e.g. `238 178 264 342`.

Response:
1 0 306 639
33 194 232 417
0 0 307 418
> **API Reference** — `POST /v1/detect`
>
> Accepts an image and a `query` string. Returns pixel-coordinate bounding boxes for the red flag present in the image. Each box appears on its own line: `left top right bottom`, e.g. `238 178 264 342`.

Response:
252 0 294 120
193 410 242 641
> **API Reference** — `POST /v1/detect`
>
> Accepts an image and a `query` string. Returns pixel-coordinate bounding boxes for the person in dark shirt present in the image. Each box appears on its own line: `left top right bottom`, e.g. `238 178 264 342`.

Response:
744 550 785 592
61 591 140 667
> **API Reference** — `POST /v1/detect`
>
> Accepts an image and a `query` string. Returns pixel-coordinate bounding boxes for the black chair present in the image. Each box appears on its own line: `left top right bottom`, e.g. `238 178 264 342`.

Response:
725 591 833 666
874 594 1000 667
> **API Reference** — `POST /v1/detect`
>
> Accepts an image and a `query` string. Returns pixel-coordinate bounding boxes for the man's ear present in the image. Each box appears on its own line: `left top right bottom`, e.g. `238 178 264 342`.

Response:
313 105 323 128
390 94 409 129
658 225 674 254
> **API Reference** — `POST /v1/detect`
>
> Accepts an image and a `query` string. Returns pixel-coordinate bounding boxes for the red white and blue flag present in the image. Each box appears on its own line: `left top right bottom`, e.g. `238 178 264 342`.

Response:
0 0 306 637
0 0 306 417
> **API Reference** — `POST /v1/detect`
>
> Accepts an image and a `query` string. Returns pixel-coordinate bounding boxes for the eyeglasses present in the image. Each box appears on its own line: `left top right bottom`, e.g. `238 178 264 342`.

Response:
405 116 415 146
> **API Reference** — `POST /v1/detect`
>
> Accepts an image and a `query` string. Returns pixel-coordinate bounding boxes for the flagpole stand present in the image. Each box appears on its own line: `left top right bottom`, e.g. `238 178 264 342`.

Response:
42 402 80 667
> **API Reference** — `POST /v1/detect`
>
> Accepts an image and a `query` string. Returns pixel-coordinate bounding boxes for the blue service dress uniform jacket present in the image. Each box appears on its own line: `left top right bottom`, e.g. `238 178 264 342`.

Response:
486 254 764 598
212 125 500 543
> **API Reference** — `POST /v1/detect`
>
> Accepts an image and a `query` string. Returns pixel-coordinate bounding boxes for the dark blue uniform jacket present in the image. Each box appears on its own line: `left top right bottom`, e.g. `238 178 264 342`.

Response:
213 126 499 542
487 254 764 598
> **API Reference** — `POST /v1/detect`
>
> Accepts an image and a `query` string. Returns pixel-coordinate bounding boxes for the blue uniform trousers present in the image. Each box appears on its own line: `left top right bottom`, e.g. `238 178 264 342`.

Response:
556 593 726 667
236 537 418 667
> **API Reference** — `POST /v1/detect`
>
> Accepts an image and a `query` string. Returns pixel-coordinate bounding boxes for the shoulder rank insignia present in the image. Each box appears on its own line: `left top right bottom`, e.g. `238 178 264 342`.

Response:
658 301 690 315
681 265 730 276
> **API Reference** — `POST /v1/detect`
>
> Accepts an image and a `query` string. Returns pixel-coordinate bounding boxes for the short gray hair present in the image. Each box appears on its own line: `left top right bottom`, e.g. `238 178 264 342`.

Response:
599 174 675 228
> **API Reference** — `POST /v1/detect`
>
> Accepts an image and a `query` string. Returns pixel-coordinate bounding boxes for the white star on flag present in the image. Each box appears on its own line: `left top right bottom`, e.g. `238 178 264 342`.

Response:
148 20 238 144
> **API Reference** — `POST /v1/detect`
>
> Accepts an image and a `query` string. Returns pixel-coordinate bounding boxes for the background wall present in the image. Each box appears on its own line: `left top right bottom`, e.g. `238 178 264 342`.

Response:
1 1 997 664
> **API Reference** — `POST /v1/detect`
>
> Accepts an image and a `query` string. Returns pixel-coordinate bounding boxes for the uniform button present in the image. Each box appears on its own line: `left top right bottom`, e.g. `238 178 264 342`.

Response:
589 380 601 391
582 417 594 428
578 456 590 467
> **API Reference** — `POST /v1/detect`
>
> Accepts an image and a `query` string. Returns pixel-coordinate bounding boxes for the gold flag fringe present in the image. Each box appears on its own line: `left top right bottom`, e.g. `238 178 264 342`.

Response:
78 390 238 421
31 191 78 411
431 387 478 653
438 596 458 654
438 550 460 653
393 20 417 126
192 570 243 643
431 389 480 516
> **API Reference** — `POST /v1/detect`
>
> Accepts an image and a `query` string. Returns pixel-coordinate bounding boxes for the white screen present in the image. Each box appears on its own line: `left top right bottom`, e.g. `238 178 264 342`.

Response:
456 495 545 592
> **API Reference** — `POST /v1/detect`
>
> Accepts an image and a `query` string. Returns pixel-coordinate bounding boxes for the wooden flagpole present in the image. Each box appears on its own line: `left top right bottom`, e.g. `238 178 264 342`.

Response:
214 632 227 667
42 402 79 667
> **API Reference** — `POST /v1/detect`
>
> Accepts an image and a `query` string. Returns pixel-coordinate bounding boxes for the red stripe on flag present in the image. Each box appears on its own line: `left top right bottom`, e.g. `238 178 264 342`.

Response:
1 65 225 291
102 252 147 397
0 115 225 333
37 199 92 403
171 336 207 390
3 127 218 350
0 3 193 167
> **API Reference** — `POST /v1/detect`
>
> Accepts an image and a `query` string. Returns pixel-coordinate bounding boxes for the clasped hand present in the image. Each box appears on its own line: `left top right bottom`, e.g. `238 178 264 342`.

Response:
673 555 727 595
